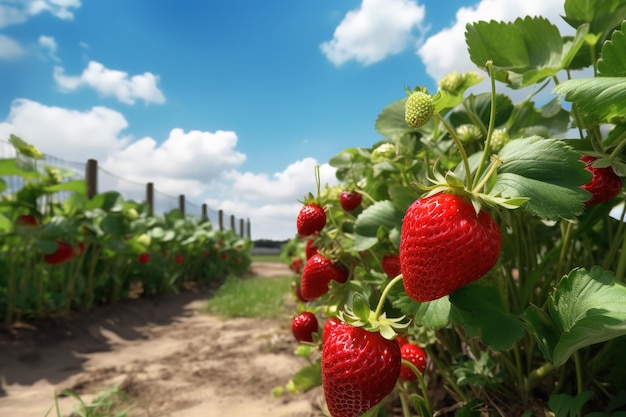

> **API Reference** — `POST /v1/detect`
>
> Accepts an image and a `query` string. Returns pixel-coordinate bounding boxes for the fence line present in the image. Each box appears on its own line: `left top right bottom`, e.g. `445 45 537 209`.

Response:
0 141 250 238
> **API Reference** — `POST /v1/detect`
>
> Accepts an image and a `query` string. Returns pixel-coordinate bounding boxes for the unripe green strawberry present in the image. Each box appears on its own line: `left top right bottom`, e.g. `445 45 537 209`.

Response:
438 70 465 94
399 193 502 302
405 91 434 129
490 128 510 153
371 143 395 163
456 124 482 143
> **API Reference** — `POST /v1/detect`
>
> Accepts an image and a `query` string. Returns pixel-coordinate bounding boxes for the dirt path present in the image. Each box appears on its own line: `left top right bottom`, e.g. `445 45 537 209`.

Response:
0 262 323 417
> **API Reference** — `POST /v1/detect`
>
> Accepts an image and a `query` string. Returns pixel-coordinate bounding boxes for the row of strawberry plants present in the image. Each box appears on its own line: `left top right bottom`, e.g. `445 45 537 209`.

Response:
0 136 251 324
284 2 626 416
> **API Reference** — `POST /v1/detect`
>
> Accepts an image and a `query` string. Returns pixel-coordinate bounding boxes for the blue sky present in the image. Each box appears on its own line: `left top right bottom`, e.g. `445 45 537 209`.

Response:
0 0 569 240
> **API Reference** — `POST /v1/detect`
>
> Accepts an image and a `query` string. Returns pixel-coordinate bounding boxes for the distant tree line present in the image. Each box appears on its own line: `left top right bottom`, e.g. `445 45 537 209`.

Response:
253 239 288 249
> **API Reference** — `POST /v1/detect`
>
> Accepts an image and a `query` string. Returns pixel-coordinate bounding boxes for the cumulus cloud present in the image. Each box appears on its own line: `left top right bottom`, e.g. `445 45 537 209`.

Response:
321 0 426 66
38 35 59 61
418 0 574 83
102 128 246 184
0 0 81 28
0 34 24 59
54 61 166 105
0 98 129 162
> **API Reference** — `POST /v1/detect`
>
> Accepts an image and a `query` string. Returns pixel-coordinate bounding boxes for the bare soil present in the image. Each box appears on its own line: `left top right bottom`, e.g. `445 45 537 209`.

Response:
0 262 324 417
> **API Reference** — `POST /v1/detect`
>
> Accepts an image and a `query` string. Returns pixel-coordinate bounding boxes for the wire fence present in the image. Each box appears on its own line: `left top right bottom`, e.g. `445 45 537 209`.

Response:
0 140 249 238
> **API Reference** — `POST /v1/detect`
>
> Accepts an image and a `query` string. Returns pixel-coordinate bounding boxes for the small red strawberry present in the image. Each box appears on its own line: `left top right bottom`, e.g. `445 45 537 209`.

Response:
381 254 401 278
322 317 341 344
297 203 326 237
581 155 622 206
290 258 303 273
300 254 349 300
305 238 319 260
400 193 501 302
16 214 38 227
174 254 184 264
322 322 401 417
399 343 427 381
44 241 76 265
292 282 308 303
138 252 151 264
291 311 319 343
340 191 362 212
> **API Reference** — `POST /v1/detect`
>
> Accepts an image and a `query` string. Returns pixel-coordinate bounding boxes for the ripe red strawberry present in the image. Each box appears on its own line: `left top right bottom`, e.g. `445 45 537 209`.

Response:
174 254 184 264
300 254 349 300
16 214 38 227
322 322 401 417
339 191 362 212
581 155 622 206
322 317 341 344
296 203 326 237
381 254 401 278
44 241 76 265
291 311 319 342
292 282 308 303
138 252 151 264
290 258 303 273
399 343 427 381
400 193 501 302
305 239 319 260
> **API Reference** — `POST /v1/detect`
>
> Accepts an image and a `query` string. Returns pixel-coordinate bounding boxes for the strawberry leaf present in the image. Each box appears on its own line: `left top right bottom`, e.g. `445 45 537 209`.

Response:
353 200 404 251
492 136 592 220
553 77 626 124
285 360 322 393
375 97 425 142
389 280 451 330
598 20 626 76
466 17 588 88
449 282 525 351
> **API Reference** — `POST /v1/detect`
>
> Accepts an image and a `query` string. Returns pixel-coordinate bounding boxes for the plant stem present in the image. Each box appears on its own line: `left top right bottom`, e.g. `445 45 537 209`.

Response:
435 113 472 189
472 61 498 191
373 274 403 321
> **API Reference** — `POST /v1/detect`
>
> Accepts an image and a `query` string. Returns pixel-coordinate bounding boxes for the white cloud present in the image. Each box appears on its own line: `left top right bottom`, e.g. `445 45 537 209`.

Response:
321 0 426 66
418 0 574 84
0 98 129 162
102 128 246 184
54 61 166 105
0 34 24 59
0 0 81 28
38 35 59 61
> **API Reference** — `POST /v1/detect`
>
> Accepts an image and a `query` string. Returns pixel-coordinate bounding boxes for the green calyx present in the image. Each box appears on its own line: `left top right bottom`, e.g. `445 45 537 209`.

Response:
338 290 409 340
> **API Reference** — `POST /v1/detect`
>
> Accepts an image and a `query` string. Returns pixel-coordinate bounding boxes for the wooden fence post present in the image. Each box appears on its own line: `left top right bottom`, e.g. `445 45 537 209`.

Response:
179 194 185 216
230 214 235 232
85 159 98 199
218 209 224 231
146 182 154 217
246 218 251 239
201 203 208 221
239 218 244 237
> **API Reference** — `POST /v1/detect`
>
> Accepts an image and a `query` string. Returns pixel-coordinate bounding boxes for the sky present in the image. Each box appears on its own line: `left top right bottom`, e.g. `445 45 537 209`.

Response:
0 0 573 240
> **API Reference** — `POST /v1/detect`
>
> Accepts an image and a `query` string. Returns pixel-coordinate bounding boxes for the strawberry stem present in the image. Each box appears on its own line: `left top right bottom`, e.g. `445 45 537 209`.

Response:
435 113 472 189
472 60 497 191
314 165 321 199
373 274 403 321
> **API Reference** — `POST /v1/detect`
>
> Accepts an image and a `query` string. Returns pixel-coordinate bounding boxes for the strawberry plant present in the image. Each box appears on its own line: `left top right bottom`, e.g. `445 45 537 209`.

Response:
283 1 626 415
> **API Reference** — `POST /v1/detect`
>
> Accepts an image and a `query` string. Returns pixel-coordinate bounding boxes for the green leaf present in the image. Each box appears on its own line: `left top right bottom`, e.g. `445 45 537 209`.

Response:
493 136 591 220
548 391 594 417
86 191 125 212
100 214 129 236
466 17 588 88
549 266 626 366
388 279 451 329
0 158 40 179
450 283 525 351
564 0 626 37
354 200 403 238
522 304 560 363
351 293 372 322
44 179 87 195
375 97 423 141
9 134 44 160
285 360 322 393
598 20 626 76
553 77 626 123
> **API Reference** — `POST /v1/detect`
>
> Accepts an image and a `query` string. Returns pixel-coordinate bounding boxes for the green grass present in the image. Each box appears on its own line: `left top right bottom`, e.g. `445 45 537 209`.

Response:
250 254 283 262
204 275 293 318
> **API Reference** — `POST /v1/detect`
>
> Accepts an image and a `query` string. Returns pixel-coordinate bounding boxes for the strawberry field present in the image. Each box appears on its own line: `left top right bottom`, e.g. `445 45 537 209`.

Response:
284 1 626 416
0 134 251 324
